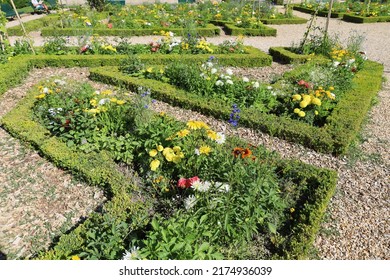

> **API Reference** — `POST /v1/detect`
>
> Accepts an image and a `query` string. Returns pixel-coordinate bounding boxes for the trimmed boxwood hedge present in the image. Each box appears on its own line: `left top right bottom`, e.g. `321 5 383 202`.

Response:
223 23 277 36
0 80 337 259
292 5 344 18
88 57 383 155
269 46 312 64
40 23 221 37
259 17 308 25
342 13 390 23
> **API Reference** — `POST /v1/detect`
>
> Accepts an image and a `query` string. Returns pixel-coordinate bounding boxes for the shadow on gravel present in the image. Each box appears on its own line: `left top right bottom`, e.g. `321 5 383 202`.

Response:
0 251 7 260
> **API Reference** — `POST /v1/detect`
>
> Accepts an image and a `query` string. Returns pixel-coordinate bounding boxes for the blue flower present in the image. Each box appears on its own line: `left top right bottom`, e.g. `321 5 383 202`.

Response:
228 104 240 127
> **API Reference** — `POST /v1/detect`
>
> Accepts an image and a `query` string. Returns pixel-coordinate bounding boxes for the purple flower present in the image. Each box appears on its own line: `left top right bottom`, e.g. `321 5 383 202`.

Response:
228 104 240 127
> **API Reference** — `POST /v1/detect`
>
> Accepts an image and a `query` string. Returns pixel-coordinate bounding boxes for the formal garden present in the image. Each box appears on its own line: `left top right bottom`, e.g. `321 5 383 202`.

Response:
0 0 388 261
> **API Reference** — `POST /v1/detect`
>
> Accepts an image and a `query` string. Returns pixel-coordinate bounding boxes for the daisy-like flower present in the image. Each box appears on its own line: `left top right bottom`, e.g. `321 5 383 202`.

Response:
226 80 233 85
215 182 230 192
98 98 110 106
199 145 212 155
177 129 190 138
242 77 249 82
215 80 224 86
226 68 233 76
192 180 211 192
184 195 197 210
187 120 209 130
252 81 260 88
211 68 218 74
215 132 226 144
194 148 200 156
122 246 140 260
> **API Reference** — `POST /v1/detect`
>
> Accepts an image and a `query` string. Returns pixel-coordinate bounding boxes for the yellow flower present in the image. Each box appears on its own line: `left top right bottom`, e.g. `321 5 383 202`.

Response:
172 146 181 153
329 86 335 91
298 111 306 117
292 94 302 101
290 208 295 213
207 130 218 141
35 94 46 99
146 67 153 73
199 145 212 155
101 90 112 95
150 159 160 171
293 108 300 114
315 110 319 115
149 149 158 157
157 145 164 152
88 108 100 114
312 97 322 106
177 129 190 138
90 99 97 107
116 100 126 105
71 255 80 260
110 97 118 103
186 120 209 130
299 101 309 108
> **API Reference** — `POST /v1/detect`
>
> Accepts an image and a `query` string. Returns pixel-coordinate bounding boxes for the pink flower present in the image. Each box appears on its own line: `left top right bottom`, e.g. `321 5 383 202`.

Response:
107 23 113 29
188 176 199 187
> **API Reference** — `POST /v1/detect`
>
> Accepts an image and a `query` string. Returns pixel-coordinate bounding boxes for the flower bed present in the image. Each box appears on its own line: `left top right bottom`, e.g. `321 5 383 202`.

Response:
0 74 337 259
88 50 383 155
293 1 390 22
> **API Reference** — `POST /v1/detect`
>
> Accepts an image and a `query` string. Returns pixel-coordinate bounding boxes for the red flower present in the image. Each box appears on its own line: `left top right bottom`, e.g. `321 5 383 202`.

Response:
178 178 187 188
107 23 113 29
297 80 310 89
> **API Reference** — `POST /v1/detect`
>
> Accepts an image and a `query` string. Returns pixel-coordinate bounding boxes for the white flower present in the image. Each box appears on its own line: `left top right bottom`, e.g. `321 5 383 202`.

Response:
333 61 340 67
242 77 249 82
122 246 140 260
192 180 211 192
211 68 217 74
43 87 49 93
215 182 230 192
98 98 110 105
226 68 233 76
347 58 355 65
206 61 213 68
253 81 260 88
226 80 233 85
194 148 200 155
215 132 226 144
168 31 174 37
94 90 100 95
54 79 66 86
330 93 336 98
219 74 225 79
215 80 224 86
184 195 197 210
267 86 273 90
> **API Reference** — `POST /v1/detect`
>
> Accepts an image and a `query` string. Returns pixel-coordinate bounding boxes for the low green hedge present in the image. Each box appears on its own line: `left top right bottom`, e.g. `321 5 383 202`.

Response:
259 17 307 25
0 80 337 259
269 47 312 64
89 58 383 155
342 14 390 23
292 6 344 18
40 24 220 37
6 15 60 36
224 23 277 36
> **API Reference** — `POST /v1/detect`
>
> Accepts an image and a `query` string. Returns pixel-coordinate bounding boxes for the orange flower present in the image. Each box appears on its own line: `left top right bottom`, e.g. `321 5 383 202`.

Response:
241 148 252 158
233 147 244 158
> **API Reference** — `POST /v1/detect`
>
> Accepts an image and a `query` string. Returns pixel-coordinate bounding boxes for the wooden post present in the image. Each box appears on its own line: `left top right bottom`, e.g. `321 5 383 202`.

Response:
324 0 334 36
8 0 36 54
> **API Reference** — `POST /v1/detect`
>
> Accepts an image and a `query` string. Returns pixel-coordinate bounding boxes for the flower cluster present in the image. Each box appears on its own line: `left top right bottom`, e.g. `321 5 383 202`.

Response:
85 90 126 115
232 147 254 160
149 144 184 171
228 104 240 127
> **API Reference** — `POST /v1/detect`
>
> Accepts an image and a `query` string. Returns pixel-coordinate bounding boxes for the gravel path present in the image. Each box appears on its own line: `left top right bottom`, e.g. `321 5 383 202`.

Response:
1 8 389 259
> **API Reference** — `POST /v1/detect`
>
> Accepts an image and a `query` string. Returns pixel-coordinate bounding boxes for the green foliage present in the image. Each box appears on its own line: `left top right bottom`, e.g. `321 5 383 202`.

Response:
42 36 69 55
224 23 277 36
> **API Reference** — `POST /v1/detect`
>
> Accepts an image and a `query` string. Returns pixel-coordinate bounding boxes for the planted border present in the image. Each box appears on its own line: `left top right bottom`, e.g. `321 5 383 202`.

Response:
88 58 383 155
0 76 337 259
269 47 311 64
342 14 390 23
0 48 271 97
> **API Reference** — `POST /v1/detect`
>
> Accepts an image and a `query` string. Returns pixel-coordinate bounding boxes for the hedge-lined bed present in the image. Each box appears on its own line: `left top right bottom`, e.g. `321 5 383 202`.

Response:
0 49 271 97
269 47 312 64
6 15 220 37
0 70 337 259
88 56 383 155
342 13 390 23
259 17 308 25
